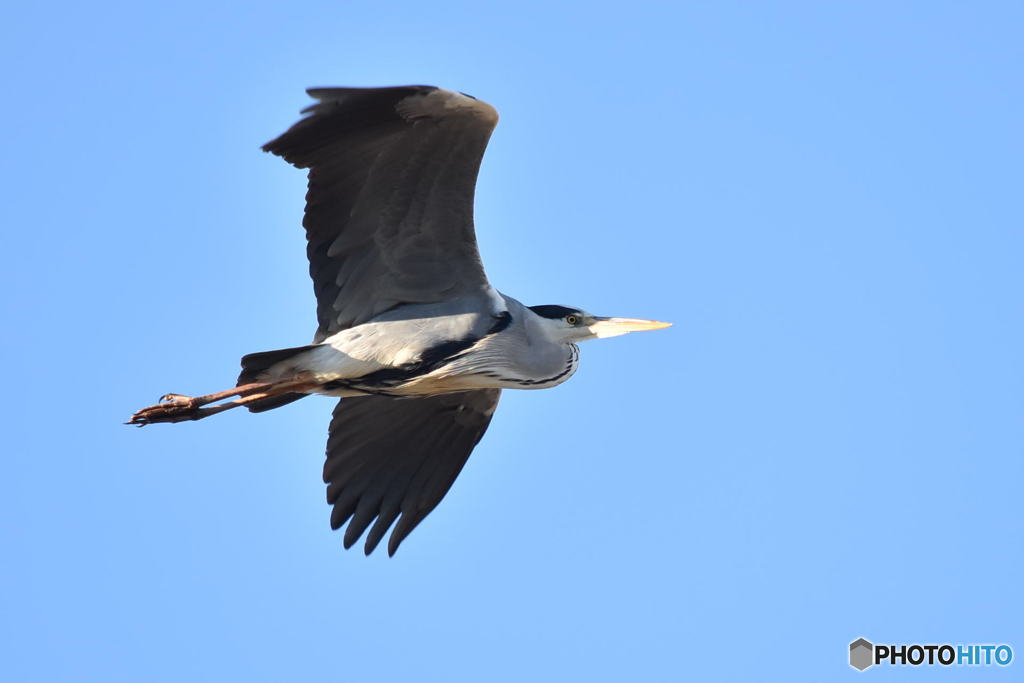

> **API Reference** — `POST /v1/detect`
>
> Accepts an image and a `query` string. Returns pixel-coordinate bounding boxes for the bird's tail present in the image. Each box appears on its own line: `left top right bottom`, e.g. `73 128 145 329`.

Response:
237 345 319 412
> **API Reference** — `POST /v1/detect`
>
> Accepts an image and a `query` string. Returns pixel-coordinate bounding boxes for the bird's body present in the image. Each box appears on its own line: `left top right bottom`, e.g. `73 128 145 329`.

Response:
260 294 579 398
129 85 669 555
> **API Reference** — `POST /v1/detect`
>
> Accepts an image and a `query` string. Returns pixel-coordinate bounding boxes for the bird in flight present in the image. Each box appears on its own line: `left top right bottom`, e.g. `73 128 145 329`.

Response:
129 86 670 555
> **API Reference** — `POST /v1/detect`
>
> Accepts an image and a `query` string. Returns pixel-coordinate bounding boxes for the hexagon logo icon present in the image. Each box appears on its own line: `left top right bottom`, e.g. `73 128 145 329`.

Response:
850 638 874 671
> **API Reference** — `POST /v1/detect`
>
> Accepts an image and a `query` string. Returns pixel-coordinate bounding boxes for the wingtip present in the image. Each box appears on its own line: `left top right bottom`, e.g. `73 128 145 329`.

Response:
387 533 403 557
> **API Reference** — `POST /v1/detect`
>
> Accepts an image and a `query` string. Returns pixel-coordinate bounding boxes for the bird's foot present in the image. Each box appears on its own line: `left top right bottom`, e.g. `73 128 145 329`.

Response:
128 394 202 426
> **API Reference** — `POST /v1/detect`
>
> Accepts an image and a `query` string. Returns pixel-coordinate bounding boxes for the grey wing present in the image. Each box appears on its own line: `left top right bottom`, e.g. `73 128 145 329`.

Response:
263 86 500 341
324 389 501 556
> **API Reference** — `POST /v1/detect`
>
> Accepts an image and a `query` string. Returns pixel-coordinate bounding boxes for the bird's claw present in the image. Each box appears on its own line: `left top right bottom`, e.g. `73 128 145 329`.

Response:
129 395 200 426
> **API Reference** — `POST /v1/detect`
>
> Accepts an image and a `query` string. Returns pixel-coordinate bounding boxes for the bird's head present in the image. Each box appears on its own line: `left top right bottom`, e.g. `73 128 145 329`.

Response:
528 305 671 343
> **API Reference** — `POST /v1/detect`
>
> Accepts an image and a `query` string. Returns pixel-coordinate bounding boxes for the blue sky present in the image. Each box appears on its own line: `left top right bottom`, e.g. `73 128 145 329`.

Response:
2 2 1021 680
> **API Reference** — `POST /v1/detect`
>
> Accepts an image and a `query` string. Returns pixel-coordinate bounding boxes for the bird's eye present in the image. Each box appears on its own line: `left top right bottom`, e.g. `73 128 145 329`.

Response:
565 315 579 325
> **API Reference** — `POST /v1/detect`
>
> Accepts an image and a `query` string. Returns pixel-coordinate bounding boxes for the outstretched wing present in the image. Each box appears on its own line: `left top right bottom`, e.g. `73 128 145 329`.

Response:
263 86 500 341
324 389 501 555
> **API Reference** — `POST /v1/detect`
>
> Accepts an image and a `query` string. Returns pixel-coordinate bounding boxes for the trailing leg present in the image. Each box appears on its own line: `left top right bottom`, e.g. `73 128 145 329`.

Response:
127 377 317 426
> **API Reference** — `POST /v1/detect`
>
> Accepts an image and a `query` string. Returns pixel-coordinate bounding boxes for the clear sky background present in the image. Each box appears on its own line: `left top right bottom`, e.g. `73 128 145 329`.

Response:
1 2 1021 681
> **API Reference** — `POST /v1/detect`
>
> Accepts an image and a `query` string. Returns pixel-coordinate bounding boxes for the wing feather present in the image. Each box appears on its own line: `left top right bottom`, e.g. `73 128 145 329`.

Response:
263 86 499 340
323 389 501 555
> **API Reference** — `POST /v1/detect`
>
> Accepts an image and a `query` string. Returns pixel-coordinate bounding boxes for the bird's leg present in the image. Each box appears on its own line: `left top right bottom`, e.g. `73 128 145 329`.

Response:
157 383 274 409
127 383 273 425
127 377 317 426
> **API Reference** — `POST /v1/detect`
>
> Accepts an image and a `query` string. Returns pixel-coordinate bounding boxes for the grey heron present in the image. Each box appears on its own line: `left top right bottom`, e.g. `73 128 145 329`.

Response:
129 86 670 555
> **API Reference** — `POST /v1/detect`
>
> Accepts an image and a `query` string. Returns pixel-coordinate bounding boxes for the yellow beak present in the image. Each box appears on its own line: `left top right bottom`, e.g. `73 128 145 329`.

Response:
589 317 673 338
